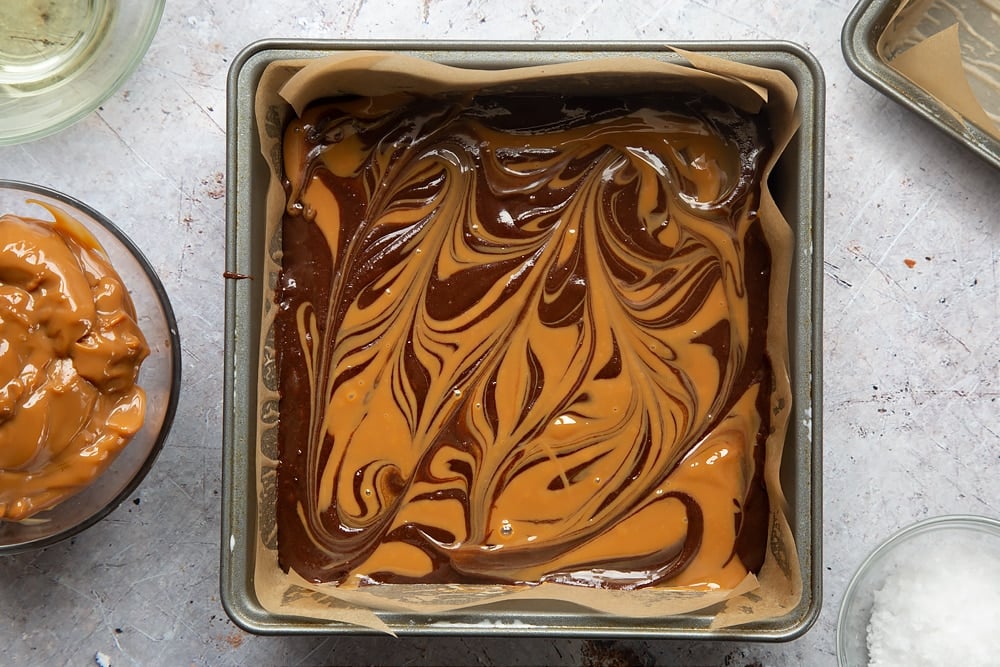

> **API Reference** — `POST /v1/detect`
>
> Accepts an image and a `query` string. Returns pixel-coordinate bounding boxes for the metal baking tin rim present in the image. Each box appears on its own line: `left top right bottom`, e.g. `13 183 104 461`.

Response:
222 39 825 639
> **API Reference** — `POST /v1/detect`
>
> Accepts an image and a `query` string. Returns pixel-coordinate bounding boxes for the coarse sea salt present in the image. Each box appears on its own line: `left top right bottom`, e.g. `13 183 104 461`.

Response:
867 538 1000 666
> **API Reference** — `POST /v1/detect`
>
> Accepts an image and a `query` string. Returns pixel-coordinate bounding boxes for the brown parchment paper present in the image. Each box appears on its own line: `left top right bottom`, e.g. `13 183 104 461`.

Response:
878 0 1000 140
252 50 803 633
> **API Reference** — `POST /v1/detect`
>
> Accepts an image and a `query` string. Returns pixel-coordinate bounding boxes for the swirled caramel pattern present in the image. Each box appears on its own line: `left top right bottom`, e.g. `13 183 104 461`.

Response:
276 93 778 589
0 206 148 521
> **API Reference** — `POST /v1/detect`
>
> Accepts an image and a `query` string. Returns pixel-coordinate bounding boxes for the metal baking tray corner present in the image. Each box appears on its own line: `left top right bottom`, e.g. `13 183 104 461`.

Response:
843 0 1000 169
222 40 824 640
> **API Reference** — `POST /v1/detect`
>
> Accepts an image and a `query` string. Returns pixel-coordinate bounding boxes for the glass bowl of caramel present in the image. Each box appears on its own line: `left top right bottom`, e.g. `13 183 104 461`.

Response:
0 180 180 553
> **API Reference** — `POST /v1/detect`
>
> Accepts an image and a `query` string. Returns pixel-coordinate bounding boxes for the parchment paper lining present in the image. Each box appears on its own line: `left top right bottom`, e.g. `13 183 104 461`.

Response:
878 0 1000 140
252 51 802 633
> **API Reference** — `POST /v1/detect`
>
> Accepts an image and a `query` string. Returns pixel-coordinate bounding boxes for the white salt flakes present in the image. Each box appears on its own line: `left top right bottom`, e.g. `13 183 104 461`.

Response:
867 540 1000 666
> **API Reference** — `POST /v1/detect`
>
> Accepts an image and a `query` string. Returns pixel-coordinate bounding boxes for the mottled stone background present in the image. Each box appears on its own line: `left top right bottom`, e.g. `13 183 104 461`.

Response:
2 1 999 665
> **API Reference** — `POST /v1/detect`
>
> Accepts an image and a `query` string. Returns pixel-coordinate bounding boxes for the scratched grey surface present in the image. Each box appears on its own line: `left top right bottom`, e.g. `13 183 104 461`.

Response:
2 1 999 665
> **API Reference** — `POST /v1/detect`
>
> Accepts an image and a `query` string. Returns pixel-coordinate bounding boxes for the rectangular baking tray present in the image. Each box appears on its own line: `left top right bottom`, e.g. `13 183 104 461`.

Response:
222 40 824 639
842 0 1000 169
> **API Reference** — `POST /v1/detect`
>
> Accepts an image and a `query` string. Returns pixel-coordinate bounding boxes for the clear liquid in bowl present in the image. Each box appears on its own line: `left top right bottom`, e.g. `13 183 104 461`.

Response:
0 0 113 92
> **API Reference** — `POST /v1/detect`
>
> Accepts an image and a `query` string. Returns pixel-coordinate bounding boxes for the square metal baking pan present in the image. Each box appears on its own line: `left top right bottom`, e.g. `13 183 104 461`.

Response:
843 0 1000 169
223 40 824 639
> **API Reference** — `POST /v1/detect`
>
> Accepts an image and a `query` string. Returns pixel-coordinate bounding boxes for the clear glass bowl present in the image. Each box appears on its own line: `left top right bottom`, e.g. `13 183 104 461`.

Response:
0 180 180 553
837 514 1000 666
0 0 165 145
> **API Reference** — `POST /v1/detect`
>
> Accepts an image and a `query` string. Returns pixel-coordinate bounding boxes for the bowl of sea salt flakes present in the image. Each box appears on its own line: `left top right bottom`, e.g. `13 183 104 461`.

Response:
838 515 1000 666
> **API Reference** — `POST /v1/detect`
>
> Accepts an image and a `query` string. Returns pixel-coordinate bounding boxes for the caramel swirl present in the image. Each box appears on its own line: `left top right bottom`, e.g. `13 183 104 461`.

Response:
276 93 777 589
0 204 148 521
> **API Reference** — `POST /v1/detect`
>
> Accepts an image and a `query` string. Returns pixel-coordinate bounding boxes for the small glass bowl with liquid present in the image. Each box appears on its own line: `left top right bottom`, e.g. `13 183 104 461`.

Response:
0 0 164 145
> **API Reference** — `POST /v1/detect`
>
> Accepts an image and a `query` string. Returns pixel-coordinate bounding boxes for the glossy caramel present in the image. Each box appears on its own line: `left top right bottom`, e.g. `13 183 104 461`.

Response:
0 205 148 521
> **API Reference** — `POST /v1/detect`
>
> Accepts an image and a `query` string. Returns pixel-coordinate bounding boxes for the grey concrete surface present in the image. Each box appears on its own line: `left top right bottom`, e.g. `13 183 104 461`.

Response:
2 1 999 665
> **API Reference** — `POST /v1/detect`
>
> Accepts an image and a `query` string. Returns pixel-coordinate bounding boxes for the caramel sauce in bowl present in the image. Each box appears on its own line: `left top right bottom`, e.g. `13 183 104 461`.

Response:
0 180 179 553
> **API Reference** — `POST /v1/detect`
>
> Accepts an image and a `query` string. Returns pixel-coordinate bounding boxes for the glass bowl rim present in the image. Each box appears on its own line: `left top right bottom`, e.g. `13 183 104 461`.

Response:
836 513 1000 665
0 178 182 553
0 0 166 146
